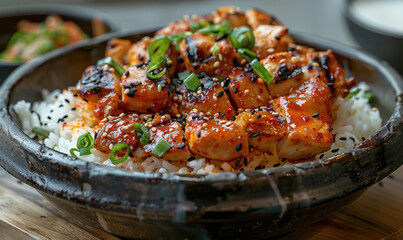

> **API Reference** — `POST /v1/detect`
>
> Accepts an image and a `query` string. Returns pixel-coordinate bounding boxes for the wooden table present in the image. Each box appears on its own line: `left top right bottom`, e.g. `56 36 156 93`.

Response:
1 166 402 240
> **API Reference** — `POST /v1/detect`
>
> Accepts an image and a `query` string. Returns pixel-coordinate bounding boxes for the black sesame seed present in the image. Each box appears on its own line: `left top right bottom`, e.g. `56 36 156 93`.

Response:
243 157 247 166
63 115 68 119
192 115 198 119
177 143 186 149
125 71 130 77
127 88 137 97
281 158 287 162
83 99 88 102
316 74 321 78
188 156 196 161
73 94 77 97
47 116 52 120
319 153 325 159
326 82 334 87
273 163 280 167
250 109 255 115
221 113 226 118
64 99 70 103
235 143 243 152
339 137 347 141
59 104 63 108
350 137 355 142
274 36 281 40
312 113 320 117
50 110 54 113
256 113 262 119
280 62 287 68
235 159 241 166
251 75 258 82
197 131 201 138
182 137 187 142
123 84 131 89
71 107 76 111
223 86 228 91
217 91 224 98
362 137 366 141
331 148 339 153
233 87 238 94
136 62 145 68
252 132 260 138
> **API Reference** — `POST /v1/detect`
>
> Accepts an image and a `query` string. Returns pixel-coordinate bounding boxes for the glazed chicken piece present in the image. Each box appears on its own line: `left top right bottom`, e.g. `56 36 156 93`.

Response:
253 25 294 59
227 68 271 110
121 65 170 113
272 78 333 161
128 37 179 77
245 8 281 29
178 33 243 78
185 114 249 161
212 6 249 28
77 65 121 103
236 109 287 154
94 114 142 154
94 92 121 119
172 76 235 119
105 38 132 65
143 117 191 161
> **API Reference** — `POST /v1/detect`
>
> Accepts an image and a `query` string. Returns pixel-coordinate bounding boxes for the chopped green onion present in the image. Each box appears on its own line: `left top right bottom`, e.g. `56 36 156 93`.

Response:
184 73 201 92
168 32 192 50
37 41 55 54
97 57 125 76
70 148 79 158
210 43 220 56
346 89 361 99
152 139 171 157
190 21 210 32
197 20 231 37
237 48 257 62
149 37 171 59
229 26 255 50
32 127 50 138
364 92 375 101
110 143 131 165
134 122 150 144
250 59 274 85
7 31 25 48
70 132 94 158
221 20 232 34
146 55 167 79
177 71 190 80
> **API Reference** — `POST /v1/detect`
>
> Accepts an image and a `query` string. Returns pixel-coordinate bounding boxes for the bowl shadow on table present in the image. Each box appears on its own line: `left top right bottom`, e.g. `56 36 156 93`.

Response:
0 5 119 84
0 28 402 239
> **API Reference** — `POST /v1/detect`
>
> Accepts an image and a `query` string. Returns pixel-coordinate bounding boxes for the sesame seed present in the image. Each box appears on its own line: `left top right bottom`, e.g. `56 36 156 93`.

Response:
102 132 107 137
252 132 260 137
176 114 181 118
197 131 201 137
217 91 224 98
331 148 339 153
279 59 286 63
350 137 356 142
281 158 287 162
244 89 249 94
256 113 262 119
312 62 320 67
192 108 198 113
158 84 162 92
107 116 114 121
273 163 280 167
151 127 157 132
235 143 243 151
241 59 247 65
291 56 299 63
213 77 219 82
225 121 232 126
197 89 202 95
213 96 218 101
339 137 347 141
213 113 219 118
218 54 223 61
179 95 183 101
312 113 320 117
280 62 287 68
213 61 220 67
187 156 195 161
206 111 211 116
109 144 114 150
202 123 208 128
251 75 258 82
221 113 226 118
47 116 52 120
127 88 137 97
71 108 76 111
257 95 264 101
233 87 238 93
124 89 130 94
64 99 70 104
125 71 130 77
177 143 186 149
243 157 247 166
235 159 241 166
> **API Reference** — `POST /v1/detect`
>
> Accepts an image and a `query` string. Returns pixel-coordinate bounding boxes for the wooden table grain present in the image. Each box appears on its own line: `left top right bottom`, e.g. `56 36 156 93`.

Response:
0 166 402 240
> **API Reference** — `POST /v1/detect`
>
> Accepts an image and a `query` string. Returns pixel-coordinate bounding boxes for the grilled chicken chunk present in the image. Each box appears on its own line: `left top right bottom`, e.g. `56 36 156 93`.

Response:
185 114 249 161
78 65 121 103
172 76 235 119
245 8 281 29
121 65 169 113
253 25 294 59
94 114 142 154
212 6 249 28
272 78 333 161
105 38 131 65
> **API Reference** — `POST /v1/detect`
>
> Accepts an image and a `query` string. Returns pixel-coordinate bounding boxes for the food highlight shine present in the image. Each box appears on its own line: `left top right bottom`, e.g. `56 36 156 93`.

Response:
14 7 382 174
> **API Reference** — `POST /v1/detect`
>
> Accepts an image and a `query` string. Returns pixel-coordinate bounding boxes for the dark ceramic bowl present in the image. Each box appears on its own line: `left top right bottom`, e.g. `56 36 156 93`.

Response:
0 5 119 84
345 0 403 75
0 29 402 240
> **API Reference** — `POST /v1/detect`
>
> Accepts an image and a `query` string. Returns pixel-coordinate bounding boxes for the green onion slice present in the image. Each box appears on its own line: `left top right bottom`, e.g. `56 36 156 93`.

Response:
346 89 361 99
190 21 210 32
32 127 50 138
134 122 150 144
168 32 192 50
183 73 201 92
146 55 167 79
70 148 79 158
237 48 257 62
152 139 171 157
149 37 171 59
70 132 94 158
110 143 131 165
250 59 274 85
177 71 190 80
364 92 374 101
229 26 255 50
210 43 220 56
97 57 125 76
197 20 231 37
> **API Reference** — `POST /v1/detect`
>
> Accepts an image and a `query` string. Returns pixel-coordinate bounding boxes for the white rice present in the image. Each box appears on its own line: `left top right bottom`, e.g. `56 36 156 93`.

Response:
13 83 382 174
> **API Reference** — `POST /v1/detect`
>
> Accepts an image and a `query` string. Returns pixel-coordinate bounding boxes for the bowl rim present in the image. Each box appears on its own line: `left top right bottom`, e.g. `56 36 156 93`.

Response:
0 4 120 67
1 28 403 183
345 0 403 39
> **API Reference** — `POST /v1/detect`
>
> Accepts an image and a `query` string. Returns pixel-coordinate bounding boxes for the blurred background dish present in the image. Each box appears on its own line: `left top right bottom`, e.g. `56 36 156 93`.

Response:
345 0 403 75
0 5 119 83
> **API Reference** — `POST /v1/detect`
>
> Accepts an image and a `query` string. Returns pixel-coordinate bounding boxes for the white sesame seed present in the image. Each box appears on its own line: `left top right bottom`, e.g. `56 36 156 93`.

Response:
244 89 249 94
279 59 286 63
213 61 220 67
214 113 219 118
267 48 275 53
202 123 208 128
161 115 166 120
225 122 232 126
312 62 320 67
241 59 247 65
213 96 218 101
151 127 157 132
119 113 125 117
218 54 223 61
197 89 202 94
213 77 219 82
107 116 114 121
204 117 209 121
257 95 264 101
173 96 179 101
206 111 211 116
238 108 244 112
192 108 198 113
109 144 114 150
221 82 224 87
179 95 183 101
158 84 162 92
108 67 115 73
102 132 107 137
291 56 299 63
192 92 197 97
124 89 129 94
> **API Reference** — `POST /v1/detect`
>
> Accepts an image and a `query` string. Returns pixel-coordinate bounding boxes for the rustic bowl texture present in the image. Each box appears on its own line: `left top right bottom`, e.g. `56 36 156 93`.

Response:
0 29 402 240
0 5 119 84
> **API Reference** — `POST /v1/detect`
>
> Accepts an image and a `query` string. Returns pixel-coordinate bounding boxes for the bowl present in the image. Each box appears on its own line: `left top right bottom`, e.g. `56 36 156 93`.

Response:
0 29 402 239
345 0 403 75
0 5 119 84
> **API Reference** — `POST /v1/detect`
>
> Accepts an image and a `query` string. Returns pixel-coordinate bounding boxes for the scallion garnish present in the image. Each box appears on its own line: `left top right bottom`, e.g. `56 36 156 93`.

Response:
70 132 94 158
134 122 150 144
250 59 274 85
149 37 171 59
364 92 375 101
32 127 50 138
168 32 192 50
190 21 210 32
97 57 125 76
152 139 171 157
184 73 201 92
237 48 257 62
146 55 167 79
197 20 231 37
229 26 255 50
210 43 220 56
177 71 190 80
110 143 131 165
346 89 361 99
